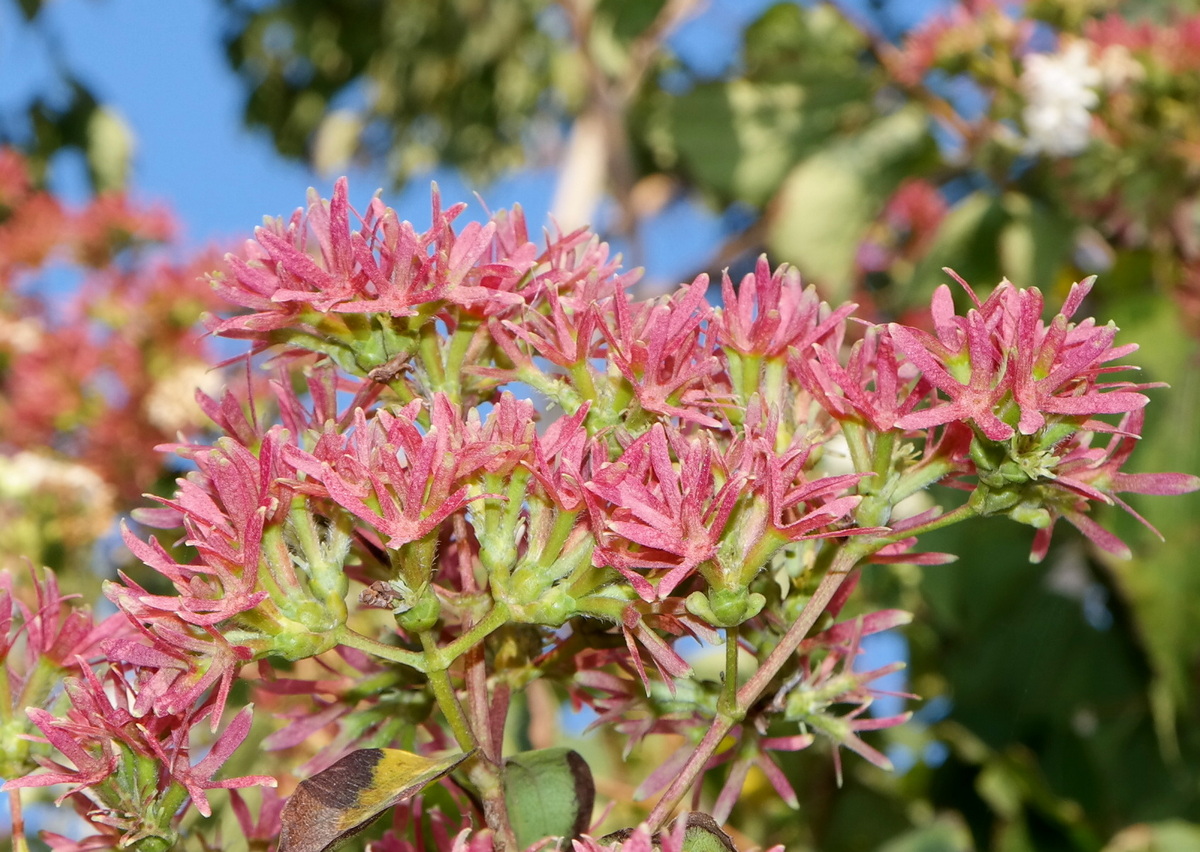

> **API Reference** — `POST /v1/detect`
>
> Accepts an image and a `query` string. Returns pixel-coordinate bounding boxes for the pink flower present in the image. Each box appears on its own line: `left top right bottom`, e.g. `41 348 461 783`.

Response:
760 437 868 542
284 397 498 549
528 402 594 512
888 282 1016 441
1 567 127 673
799 326 928 432
1005 278 1150 434
890 272 1155 441
1028 410 1200 560
588 425 743 601
497 282 604 370
600 277 723 427
102 625 251 725
714 256 855 359
2 661 274 827
464 392 537 476
211 180 548 342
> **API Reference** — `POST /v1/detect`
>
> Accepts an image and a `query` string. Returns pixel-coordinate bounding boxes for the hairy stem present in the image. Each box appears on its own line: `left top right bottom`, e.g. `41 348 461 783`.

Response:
645 715 737 829
421 633 475 751
736 544 866 708
334 626 426 670
432 603 510 667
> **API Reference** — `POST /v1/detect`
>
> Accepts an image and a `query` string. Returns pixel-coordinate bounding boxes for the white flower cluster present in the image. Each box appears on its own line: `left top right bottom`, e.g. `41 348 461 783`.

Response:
0 450 116 542
143 361 224 433
1020 41 1102 157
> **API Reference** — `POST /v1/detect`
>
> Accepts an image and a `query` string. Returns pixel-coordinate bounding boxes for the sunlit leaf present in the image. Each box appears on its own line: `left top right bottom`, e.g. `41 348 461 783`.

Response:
767 105 936 301
277 748 470 852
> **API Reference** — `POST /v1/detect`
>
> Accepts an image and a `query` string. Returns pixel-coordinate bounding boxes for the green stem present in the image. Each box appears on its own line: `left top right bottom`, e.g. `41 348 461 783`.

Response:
574 593 630 621
335 626 426 671
417 321 447 396
537 508 580 569
429 667 476 750
568 360 598 404
718 625 740 717
891 453 959 503
421 632 476 751
870 430 896 485
880 501 977 543
444 319 481 391
430 603 510 669
840 420 875 478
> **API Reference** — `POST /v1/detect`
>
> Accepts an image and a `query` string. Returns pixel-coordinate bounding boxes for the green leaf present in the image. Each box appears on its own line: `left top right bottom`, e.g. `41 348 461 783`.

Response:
872 816 973 852
86 106 135 193
661 4 874 207
504 747 595 849
681 813 739 852
1102 821 1200 852
278 748 470 852
767 105 937 301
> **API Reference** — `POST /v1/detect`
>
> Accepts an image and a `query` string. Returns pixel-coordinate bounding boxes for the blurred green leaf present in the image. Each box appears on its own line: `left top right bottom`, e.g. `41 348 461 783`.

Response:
1101 820 1200 852
220 0 557 185
86 106 135 192
661 4 875 208
767 105 937 301
873 817 974 852
905 191 1008 305
997 193 1075 290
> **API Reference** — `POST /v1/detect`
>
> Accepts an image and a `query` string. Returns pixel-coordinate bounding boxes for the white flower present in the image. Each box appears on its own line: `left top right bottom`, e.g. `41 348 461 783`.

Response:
1095 44 1144 91
0 451 116 541
0 315 43 353
1020 40 1102 157
143 362 224 433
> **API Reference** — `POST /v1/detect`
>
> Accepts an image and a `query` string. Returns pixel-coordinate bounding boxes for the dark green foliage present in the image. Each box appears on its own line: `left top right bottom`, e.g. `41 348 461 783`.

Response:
219 0 559 183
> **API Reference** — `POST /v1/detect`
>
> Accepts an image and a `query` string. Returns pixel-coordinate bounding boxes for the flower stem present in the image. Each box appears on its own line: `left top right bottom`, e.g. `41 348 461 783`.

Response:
883 501 977 542
9 789 29 852
422 632 518 851
645 714 737 829
334 626 426 670
646 542 869 830
431 603 509 667
718 625 740 716
426 665 476 750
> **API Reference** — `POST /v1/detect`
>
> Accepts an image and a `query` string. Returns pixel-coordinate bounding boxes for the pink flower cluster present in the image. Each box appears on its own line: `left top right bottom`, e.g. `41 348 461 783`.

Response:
6 175 1195 851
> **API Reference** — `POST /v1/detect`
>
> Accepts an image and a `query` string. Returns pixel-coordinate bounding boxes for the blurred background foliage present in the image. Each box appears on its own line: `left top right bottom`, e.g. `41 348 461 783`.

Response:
5 0 1200 849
